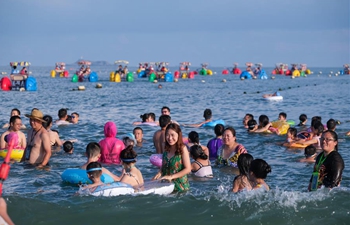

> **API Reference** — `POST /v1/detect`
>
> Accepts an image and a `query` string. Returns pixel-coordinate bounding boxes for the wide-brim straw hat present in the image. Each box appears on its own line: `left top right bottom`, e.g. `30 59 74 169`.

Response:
25 109 45 122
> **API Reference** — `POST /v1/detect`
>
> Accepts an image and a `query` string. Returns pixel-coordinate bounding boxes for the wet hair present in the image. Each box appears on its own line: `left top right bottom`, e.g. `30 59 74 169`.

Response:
299 114 307 123
86 142 101 158
304 144 316 158
190 145 208 160
72 112 79 117
287 127 297 138
322 130 338 151
58 108 68 119
203 109 212 120
11 108 21 115
326 119 336 131
312 121 324 136
63 141 74 153
311 116 322 127
9 115 21 125
66 115 72 122
133 127 143 134
279 112 287 119
120 145 137 164
258 115 269 127
188 131 199 144
161 106 170 113
42 115 53 129
164 123 185 155
247 119 257 130
149 113 156 121
250 159 271 179
237 153 254 176
86 162 102 178
159 115 171 128
140 113 149 122
245 113 254 120
214 124 225 136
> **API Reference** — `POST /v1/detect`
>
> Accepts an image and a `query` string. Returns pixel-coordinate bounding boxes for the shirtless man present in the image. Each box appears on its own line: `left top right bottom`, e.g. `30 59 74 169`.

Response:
56 108 70 126
153 115 171 154
21 109 51 169
160 106 179 125
0 116 26 149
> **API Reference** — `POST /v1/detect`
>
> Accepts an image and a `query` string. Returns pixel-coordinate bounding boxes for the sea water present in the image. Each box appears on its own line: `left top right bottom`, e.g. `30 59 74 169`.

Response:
0 66 349 225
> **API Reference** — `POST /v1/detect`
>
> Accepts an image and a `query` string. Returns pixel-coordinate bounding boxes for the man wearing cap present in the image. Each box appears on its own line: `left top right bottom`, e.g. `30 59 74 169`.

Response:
21 109 51 168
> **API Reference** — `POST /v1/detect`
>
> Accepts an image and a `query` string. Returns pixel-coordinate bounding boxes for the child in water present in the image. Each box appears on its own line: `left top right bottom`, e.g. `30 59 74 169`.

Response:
232 153 254 193
81 142 120 182
299 145 317 163
190 145 213 178
119 145 144 190
82 162 104 192
283 127 298 147
250 159 271 190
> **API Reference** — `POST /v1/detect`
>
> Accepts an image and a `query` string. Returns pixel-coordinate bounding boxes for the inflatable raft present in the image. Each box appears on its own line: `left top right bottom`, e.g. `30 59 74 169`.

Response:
89 180 175 197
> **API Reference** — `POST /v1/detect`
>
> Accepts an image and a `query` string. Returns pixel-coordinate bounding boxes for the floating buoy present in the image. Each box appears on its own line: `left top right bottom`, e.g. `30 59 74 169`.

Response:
95 83 102 88
174 78 178 82
78 86 85 91
153 80 158 83
19 87 25 92
201 80 205 83
304 75 307 78
319 71 322 74
329 74 332 77
240 77 245 80
330 71 333 74
222 79 226 82
271 76 275 79
291 76 295 79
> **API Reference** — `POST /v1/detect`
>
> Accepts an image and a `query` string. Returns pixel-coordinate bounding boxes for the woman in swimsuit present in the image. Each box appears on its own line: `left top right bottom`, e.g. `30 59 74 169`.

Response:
186 131 209 157
190 145 213 178
250 159 271 191
153 123 191 192
43 115 63 147
119 145 144 190
216 127 248 168
232 153 254 193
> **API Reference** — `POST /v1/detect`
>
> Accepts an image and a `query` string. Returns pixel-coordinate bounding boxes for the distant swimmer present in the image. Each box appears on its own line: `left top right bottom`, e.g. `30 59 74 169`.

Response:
182 108 212 128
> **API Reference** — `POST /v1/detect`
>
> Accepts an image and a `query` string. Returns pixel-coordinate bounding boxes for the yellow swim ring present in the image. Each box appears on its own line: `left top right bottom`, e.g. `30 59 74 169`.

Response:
207 70 213 75
271 121 290 135
0 148 24 161
305 69 311 74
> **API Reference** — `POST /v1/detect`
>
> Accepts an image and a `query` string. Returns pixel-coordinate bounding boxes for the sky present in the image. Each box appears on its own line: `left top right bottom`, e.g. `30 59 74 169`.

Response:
0 0 349 67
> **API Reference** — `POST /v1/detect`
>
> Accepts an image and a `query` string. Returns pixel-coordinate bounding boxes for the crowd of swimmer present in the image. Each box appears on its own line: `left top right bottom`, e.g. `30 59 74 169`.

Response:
0 106 347 195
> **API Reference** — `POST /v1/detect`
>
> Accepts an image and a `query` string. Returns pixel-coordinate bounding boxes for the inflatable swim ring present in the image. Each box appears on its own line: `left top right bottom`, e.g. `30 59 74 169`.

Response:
287 120 295 126
201 119 225 128
0 148 24 161
150 154 163 167
61 168 114 184
88 180 175 197
271 121 290 135
287 143 308 148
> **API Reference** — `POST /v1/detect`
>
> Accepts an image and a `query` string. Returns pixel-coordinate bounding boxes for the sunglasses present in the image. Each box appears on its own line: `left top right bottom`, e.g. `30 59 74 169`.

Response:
71 116 76 119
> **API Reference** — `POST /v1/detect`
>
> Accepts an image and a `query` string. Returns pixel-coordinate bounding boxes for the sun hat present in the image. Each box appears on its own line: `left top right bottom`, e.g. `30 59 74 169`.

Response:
25 109 45 122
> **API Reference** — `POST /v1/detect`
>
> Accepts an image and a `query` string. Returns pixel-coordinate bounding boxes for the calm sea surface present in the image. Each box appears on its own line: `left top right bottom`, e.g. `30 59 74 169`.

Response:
0 66 349 225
